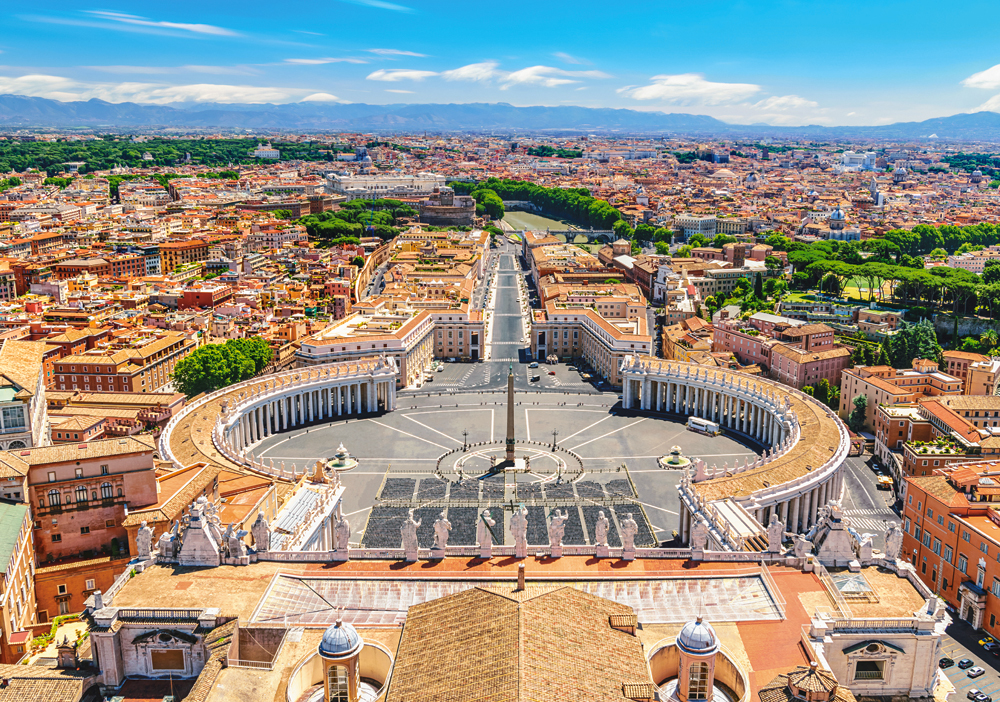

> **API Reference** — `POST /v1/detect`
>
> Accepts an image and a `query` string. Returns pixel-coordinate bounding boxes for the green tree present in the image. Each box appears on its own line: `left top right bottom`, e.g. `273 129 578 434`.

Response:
351 255 365 267
272 209 293 220
814 378 831 406
753 272 764 299
654 241 670 255
470 188 505 220
848 394 868 432
984 260 1000 285
765 255 784 270
928 248 948 260
228 337 272 374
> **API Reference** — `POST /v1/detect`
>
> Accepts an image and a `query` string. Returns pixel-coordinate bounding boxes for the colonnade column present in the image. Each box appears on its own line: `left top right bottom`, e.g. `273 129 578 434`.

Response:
790 495 801 533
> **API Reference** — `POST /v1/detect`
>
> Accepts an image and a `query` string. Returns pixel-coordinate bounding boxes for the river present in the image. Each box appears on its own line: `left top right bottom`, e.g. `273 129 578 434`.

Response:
502 210 589 243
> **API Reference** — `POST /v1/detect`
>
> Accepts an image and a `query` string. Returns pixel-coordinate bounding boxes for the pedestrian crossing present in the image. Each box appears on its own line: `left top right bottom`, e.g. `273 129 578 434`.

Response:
842 509 896 533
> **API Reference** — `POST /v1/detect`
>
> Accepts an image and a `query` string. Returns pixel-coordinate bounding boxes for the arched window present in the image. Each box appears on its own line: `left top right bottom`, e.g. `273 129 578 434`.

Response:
47 489 60 506
7 440 25 450
328 665 349 702
687 662 710 700
76 486 88 503
117 487 123 497
100 483 113 499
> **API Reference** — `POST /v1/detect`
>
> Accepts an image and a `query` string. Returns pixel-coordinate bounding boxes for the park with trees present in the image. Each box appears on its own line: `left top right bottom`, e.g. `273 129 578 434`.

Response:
172 338 273 397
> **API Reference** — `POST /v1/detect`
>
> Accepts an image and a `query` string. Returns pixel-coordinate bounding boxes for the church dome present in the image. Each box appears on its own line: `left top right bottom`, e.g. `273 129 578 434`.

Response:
677 617 719 655
829 207 845 221
319 619 363 659
973 170 983 176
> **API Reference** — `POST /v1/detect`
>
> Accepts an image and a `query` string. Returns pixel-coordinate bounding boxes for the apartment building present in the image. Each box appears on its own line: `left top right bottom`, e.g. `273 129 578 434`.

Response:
901 460 1000 632
0 501 36 662
53 331 196 393
839 361 963 431
159 239 210 272
0 340 50 450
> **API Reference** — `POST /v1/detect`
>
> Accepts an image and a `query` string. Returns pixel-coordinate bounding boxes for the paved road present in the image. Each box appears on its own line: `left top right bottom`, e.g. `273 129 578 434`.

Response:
838 455 899 548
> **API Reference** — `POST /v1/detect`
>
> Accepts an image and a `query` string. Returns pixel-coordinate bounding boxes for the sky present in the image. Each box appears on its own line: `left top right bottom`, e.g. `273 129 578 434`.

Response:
3 0 1000 126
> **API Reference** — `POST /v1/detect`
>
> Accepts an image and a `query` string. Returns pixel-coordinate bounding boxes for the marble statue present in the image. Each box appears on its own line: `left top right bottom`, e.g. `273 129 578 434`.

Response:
792 533 814 558
594 511 610 547
511 505 529 557
690 517 709 551
157 531 173 559
228 526 247 559
884 521 904 561
432 512 452 551
221 523 235 556
621 513 639 553
767 513 784 553
401 509 421 554
334 513 351 551
548 509 568 551
136 521 153 559
251 513 269 552
477 509 496 557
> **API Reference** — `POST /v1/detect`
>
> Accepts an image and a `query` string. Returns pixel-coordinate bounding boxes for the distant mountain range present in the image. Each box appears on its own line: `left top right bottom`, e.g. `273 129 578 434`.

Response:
2 93 1000 140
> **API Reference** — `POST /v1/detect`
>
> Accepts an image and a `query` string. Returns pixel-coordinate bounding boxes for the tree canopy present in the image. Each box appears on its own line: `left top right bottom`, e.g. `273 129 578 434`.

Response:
172 338 272 397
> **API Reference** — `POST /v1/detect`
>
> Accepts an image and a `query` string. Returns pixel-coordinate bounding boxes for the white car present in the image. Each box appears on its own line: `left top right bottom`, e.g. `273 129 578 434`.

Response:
969 667 987 679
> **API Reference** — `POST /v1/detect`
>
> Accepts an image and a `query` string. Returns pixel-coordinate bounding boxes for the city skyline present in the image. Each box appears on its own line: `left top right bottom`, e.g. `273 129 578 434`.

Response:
2 0 1000 126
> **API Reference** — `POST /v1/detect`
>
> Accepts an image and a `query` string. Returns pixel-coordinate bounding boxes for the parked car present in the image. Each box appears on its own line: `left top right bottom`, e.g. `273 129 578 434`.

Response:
940 657 954 669
977 694 993 702
980 636 997 646
877 475 893 490
968 688 982 700
528 361 539 368
960 659 976 669
969 667 986 679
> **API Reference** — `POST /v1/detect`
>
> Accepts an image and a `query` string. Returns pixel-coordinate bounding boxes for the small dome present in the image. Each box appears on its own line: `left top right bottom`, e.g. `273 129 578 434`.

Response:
677 617 719 655
973 170 983 176
829 207 845 221
319 620 363 658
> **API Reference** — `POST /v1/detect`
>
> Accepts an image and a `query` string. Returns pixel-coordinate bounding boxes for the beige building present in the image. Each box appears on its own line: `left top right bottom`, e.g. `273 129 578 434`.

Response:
839 360 963 430
296 307 434 387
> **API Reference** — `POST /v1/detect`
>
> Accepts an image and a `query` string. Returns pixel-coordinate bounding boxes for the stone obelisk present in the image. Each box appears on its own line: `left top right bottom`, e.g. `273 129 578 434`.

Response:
505 364 515 462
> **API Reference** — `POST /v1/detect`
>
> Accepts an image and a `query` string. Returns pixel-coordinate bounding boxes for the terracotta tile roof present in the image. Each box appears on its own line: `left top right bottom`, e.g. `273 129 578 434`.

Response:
385 585 652 702
908 475 967 508
0 663 96 702
758 665 856 702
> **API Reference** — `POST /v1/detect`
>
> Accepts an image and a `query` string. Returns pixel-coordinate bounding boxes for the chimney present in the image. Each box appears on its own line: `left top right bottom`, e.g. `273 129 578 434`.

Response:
92 590 104 610
517 563 525 591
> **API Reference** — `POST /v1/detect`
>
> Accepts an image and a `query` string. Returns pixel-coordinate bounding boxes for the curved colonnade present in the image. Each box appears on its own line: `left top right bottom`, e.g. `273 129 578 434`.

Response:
158 357 398 480
619 356 850 549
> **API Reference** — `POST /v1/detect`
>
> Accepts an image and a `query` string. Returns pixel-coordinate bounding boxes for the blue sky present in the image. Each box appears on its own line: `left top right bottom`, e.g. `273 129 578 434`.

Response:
3 0 1000 125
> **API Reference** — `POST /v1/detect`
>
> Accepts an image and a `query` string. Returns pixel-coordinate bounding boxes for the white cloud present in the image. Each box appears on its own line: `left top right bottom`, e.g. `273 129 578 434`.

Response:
300 92 340 102
0 73 337 104
284 57 367 65
553 52 588 65
366 68 437 82
973 94 1000 112
752 95 818 110
440 62 501 82
500 65 611 89
963 64 1000 90
341 0 413 12
385 89 415 94
367 48 426 57
619 73 760 105
84 11 238 36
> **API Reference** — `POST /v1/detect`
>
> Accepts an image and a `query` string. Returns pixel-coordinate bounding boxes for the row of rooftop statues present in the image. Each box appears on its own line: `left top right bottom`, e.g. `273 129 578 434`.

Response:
399 506 640 561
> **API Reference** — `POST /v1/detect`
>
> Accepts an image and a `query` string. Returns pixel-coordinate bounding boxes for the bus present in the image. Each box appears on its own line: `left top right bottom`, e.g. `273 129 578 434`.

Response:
687 417 721 436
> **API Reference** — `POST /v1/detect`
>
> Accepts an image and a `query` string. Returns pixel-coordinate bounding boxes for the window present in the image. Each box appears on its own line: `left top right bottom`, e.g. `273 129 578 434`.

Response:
74 468 82 478
933 538 941 556
2 406 25 432
923 531 932 547
80 526 89 534
100 483 113 499
927 507 934 518
47 489 60 506
100 465 109 476
944 545 953 563
57 584 66 595
51 534 61 543
949 521 956 533
47 471 56 483
151 650 185 671
992 579 1000 598
959 554 969 574
688 661 710 700
75 486 87 503
105 519 114 528
964 531 972 543
984 542 991 555
854 660 885 681
328 665 350 702
85 579 95 590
